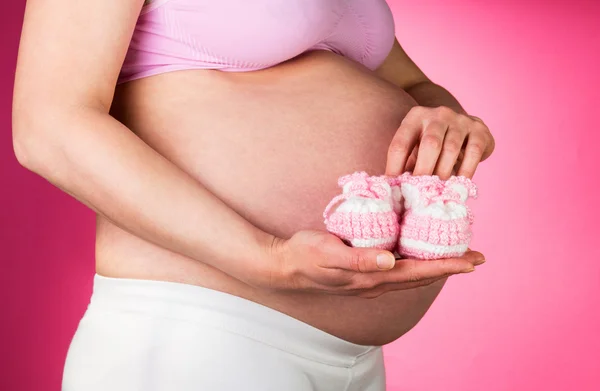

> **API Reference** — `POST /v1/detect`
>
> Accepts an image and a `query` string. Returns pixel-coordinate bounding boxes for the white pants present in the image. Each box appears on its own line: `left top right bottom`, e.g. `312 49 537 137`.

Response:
62 274 386 391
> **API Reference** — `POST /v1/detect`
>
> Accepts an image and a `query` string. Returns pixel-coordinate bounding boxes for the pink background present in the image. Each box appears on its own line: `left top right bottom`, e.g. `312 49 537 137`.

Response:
1 1 599 390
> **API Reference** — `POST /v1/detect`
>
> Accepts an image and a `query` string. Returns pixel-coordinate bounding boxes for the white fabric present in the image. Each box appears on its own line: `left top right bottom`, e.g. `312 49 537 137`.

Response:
350 237 396 247
339 180 394 214
399 237 469 254
62 274 386 391
401 182 469 219
336 197 393 213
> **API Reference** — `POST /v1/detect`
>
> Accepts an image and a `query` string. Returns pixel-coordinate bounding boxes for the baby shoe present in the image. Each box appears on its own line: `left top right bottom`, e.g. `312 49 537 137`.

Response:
397 173 478 259
323 172 400 251
387 176 403 216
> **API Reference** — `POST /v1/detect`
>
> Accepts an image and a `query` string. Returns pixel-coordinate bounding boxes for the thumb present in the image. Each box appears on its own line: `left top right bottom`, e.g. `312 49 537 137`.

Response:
340 247 397 272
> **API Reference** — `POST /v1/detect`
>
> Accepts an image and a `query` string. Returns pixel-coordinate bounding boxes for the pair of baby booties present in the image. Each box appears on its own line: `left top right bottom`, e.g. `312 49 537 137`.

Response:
323 171 478 260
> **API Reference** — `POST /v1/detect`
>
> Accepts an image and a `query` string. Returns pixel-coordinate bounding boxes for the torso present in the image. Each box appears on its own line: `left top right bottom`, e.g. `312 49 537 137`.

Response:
102 50 446 346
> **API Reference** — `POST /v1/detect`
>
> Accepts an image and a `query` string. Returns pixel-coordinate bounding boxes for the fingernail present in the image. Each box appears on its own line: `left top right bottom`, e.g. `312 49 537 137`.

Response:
474 258 486 266
462 266 476 273
377 253 396 269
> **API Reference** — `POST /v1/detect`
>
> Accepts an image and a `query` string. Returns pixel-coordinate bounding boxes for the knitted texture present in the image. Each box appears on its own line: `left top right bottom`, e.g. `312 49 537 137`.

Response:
397 173 478 259
323 172 400 250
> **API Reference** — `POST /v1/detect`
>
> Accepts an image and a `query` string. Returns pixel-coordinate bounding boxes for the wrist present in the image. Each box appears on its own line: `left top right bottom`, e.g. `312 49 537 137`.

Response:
242 230 285 290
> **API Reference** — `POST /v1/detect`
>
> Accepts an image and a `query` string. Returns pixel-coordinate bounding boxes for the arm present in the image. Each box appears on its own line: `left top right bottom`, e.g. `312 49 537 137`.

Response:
373 39 492 297
12 0 274 286
375 39 467 114
376 39 495 178
12 3 482 298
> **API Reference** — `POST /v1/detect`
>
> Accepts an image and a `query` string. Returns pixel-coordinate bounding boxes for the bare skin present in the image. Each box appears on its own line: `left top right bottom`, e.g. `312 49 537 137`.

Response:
103 51 449 345
13 0 488 348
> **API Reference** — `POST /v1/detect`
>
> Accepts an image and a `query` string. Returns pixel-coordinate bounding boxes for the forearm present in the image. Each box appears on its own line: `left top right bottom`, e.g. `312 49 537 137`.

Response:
13 105 273 285
404 81 468 115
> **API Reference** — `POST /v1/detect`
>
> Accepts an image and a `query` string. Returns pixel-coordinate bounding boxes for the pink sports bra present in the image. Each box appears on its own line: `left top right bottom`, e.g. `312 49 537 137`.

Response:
118 0 396 84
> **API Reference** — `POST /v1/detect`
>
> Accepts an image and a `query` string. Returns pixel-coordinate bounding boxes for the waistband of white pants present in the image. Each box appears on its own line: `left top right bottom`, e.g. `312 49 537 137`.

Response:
88 274 379 368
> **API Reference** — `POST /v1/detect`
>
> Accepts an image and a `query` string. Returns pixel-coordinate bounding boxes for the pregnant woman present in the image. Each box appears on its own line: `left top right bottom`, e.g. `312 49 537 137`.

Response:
12 0 495 390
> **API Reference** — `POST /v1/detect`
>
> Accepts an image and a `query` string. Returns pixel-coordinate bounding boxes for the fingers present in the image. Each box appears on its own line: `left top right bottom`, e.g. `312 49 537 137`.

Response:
382 256 476 282
385 115 421 176
286 230 486 297
315 247 485 296
357 275 449 299
356 251 486 298
468 116 495 162
389 107 492 179
341 254 482 298
358 251 485 286
463 249 486 264
323 244 397 273
412 120 447 176
456 118 494 178
434 126 467 180
404 146 418 172
452 149 465 175
456 133 484 178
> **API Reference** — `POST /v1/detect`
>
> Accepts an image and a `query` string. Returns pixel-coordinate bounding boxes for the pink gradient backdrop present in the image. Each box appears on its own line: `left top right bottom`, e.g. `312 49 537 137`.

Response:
1 1 598 390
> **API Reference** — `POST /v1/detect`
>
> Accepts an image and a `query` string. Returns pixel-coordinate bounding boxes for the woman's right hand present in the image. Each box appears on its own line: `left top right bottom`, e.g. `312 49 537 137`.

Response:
255 230 485 299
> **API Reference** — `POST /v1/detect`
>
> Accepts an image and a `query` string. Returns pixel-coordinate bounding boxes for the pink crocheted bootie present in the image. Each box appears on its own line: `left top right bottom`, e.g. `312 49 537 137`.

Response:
387 176 403 216
397 173 478 259
323 172 400 251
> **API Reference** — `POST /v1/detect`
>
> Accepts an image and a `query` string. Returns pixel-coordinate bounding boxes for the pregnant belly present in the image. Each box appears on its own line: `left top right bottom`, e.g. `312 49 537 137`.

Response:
105 50 446 345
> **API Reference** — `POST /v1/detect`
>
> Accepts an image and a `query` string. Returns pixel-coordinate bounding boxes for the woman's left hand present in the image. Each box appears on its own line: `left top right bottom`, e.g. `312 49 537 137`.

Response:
385 106 495 179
